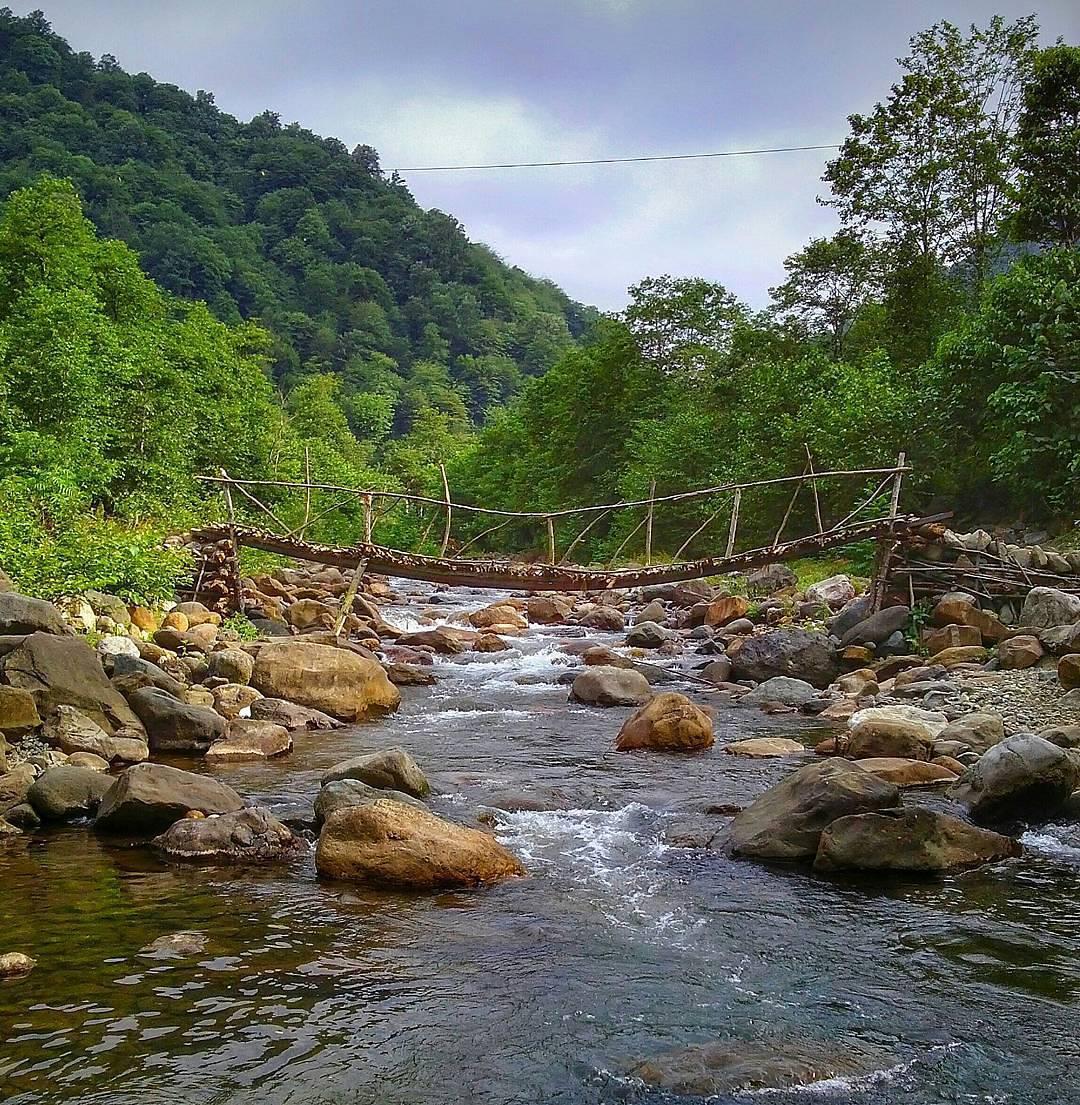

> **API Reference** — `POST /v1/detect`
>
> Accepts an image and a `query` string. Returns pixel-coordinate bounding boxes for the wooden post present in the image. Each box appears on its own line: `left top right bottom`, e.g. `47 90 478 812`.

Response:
439 463 452 558
218 468 243 613
889 451 906 524
362 492 373 545
333 558 367 637
302 446 312 537
805 444 823 534
726 488 742 557
546 516 556 564
871 451 907 613
644 479 656 566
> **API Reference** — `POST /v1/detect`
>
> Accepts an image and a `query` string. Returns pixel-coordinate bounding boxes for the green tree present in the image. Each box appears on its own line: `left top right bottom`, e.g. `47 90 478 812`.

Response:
1013 45 1080 247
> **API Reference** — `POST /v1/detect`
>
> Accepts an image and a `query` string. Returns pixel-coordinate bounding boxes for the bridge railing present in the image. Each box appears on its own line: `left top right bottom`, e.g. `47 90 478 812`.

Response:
196 451 911 572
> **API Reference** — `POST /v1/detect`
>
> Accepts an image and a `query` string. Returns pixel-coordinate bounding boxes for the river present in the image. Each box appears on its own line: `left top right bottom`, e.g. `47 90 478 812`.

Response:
1 584 1078 1104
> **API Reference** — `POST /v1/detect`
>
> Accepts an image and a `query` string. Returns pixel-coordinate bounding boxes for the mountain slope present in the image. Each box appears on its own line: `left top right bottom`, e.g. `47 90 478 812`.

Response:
0 9 596 435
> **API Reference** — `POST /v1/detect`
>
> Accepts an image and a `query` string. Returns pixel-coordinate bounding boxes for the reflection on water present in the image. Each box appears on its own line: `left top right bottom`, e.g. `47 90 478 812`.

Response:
2 585 1079 1104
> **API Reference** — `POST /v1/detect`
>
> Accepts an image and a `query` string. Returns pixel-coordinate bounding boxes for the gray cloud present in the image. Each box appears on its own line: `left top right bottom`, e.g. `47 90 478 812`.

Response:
29 1 1080 309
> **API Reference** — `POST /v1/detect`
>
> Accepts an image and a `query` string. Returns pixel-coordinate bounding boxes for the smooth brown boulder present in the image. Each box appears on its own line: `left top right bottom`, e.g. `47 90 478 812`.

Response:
723 737 804 758
928 645 988 668
852 758 957 787
321 747 430 797
570 666 651 707
998 635 1044 670
526 595 572 624
397 627 469 654
814 807 1021 874
924 624 982 653
469 603 527 630
205 720 292 761
0 686 41 739
1058 654 1080 690
315 800 526 888
250 639 400 720
704 594 750 627
929 597 1008 641
1 633 143 735
615 692 714 752
95 763 244 834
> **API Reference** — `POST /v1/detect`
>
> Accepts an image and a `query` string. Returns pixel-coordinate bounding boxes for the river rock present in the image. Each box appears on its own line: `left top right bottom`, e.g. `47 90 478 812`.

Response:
68 752 109 772
397 627 468 653
0 592 71 636
998 635 1044 670
173 602 220 629
152 806 303 862
27 765 113 820
698 657 732 685
951 735 1080 823
839 605 910 647
248 698 343 730
924 624 982 654
937 712 1005 755
0 764 35 816
851 758 957 786
211 683 263 719
138 932 208 959
315 800 525 888
848 704 947 756
614 692 713 752
570 666 652 707
1058 654 1080 690
704 595 750 627
322 747 430 797
205 720 291 761
470 603 527 630
95 763 244 834
128 686 226 753
206 648 255 685
1 633 143 735
110 654 186 696
805 575 856 609
929 644 989 667
730 629 838 689
723 737 805 758
814 808 1021 874
1020 587 1080 630
630 1038 884 1096
314 778 426 827
250 639 400 720
579 607 625 631
527 595 572 624
633 599 667 625
43 705 148 763
726 758 900 861
741 676 817 708
624 620 671 648
0 686 41 738
384 662 438 685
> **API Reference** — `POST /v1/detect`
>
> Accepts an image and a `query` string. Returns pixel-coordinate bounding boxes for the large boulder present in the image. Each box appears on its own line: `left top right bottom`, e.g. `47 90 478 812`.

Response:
321 747 430 797
314 778 426 828
152 806 302 862
250 639 400 720
1020 587 1080 630
469 603 527 630
805 575 856 609
95 763 244 834
110 654 186 696
703 595 750 627
579 607 626 632
527 595 572 625
43 705 148 763
205 649 255 686
624 621 671 648
847 704 947 757
27 765 113 820
814 808 1021 874
726 758 900 861
998 635 1044 670
1059 654 1080 691
397 627 468 654
315 800 525 888
937 712 1005 755
0 592 71 636
211 683 263 720
614 692 713 752
569 666 652 707
128 687 226 753
839 605 910 647
951 735 1080 823
850 758 958 787
730 629 838 689
1 633 142 735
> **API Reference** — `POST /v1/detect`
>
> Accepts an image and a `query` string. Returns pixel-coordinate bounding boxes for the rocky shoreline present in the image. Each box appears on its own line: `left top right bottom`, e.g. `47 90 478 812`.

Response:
2 561 1078 977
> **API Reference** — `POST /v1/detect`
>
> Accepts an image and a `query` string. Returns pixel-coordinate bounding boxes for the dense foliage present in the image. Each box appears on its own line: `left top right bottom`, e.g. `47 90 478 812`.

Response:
0 9 594 438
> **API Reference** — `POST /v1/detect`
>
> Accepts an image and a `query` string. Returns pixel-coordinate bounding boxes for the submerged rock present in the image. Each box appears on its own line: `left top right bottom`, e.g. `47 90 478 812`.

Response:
614 692 713 752
138 931 208 959
152 806 303 862
814 807 1021 874
315 800 526 888
0 951 37 978
726 758 900 861
722 737 805 758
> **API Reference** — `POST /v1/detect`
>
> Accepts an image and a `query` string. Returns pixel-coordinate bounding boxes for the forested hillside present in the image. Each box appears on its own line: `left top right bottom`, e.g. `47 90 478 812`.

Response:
0 9 594 436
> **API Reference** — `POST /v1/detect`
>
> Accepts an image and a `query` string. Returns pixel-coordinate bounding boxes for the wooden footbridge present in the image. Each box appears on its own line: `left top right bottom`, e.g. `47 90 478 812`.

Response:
184 454 945 608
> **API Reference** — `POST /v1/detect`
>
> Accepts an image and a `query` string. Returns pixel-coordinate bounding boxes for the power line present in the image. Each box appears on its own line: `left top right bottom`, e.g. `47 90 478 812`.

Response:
388 142 841 173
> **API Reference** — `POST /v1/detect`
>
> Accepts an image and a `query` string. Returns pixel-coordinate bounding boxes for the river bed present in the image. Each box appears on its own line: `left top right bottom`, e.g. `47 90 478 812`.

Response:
2 585 1079 1104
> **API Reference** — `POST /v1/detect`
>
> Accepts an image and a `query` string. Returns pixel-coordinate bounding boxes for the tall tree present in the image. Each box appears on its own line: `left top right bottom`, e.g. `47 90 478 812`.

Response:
1012 45 1080 248
823 16 1039 287
768 231 879 357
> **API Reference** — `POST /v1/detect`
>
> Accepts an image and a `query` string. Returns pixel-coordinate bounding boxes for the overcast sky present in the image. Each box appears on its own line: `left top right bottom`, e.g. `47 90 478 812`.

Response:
29 1 1080 311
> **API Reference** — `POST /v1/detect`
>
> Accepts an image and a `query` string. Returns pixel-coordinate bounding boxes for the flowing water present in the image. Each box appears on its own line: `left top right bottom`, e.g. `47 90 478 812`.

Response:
2 585 1078 1104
